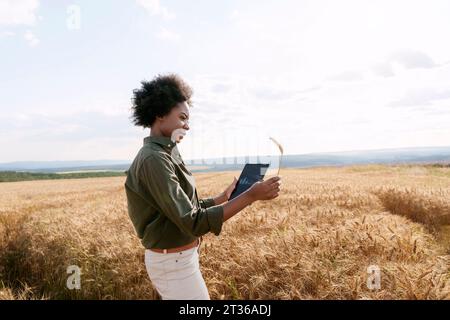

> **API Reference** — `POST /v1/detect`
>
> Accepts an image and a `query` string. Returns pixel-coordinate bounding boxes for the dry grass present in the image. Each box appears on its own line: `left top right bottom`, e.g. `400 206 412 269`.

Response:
0 164 449 300
373 187 450 230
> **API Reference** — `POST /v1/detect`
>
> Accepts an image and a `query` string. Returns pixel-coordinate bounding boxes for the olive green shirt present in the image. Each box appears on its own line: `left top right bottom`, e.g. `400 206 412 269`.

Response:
124 135 224 249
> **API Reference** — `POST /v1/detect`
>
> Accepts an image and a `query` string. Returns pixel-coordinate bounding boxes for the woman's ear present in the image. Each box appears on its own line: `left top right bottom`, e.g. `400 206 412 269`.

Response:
155 115 165 124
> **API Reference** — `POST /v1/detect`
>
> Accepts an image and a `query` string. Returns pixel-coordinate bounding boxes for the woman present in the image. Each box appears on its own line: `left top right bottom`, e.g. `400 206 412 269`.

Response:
124 73 282 300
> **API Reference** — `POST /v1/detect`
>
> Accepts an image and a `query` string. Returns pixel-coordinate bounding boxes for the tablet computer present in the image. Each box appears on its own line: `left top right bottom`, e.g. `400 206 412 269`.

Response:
229 163 270 200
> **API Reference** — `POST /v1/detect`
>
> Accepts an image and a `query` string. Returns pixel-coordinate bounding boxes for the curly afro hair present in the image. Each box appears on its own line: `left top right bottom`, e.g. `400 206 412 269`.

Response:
130 73 193 128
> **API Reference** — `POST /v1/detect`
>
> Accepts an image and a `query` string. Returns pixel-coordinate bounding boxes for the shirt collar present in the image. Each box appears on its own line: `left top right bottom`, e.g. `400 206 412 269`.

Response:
144 135 177 150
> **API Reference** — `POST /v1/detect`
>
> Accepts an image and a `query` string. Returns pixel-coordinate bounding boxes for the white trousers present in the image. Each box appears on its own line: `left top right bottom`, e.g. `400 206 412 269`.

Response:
144 245 210 300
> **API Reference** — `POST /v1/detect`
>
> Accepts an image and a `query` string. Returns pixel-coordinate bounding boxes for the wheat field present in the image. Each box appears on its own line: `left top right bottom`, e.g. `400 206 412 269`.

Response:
0 164 449 300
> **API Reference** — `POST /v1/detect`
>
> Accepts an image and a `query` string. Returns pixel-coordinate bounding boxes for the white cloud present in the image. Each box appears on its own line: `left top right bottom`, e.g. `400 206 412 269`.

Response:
136 0 175 20
0 0 39 26
24 30 39 47
323 49 441 82
372 49 438 78
179 58 450 159
177 73 327 160
220 0 450 83
0 30 15 37
0 110 144 162
0 111 138 142
388 87 450 108
327 70 365 82
3 1 450 162
372 62 396 78
388 50 437 69
155 27 180 42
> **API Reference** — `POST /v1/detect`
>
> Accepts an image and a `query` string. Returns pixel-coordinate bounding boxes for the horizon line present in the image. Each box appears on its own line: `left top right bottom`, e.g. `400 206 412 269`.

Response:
1 144 450 165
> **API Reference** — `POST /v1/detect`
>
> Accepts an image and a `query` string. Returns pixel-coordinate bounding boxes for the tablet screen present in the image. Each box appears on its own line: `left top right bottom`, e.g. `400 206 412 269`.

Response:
229 163 270 200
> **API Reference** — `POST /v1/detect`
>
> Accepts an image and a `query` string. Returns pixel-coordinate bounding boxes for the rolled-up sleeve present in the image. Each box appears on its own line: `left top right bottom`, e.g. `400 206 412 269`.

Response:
139 154 224 237
199 197 216 209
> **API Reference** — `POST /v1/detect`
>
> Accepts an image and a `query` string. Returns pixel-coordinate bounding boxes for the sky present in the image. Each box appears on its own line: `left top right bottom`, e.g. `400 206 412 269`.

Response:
1 0 450 163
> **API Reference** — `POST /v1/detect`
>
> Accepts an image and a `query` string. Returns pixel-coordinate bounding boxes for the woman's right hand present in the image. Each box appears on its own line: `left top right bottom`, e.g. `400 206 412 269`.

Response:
246 176 282 202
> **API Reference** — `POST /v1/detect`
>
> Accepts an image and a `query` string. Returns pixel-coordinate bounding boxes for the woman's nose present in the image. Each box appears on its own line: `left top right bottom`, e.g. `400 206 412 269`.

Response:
183 121 190 130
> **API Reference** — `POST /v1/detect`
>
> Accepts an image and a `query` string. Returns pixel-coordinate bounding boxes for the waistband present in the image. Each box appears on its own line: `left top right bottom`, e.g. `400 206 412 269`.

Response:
148 238 201 254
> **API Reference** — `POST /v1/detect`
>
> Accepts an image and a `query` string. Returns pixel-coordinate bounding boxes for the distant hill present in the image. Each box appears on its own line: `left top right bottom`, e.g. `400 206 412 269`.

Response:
0 171 125 183
184 146 450 172
1 146 449 174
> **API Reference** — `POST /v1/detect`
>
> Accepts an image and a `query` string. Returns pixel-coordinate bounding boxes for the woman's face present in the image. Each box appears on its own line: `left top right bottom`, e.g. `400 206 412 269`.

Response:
159 101 190 143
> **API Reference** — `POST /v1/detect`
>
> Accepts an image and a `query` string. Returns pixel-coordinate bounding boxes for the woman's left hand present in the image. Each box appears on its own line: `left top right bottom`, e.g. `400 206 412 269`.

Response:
223 176 238 201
